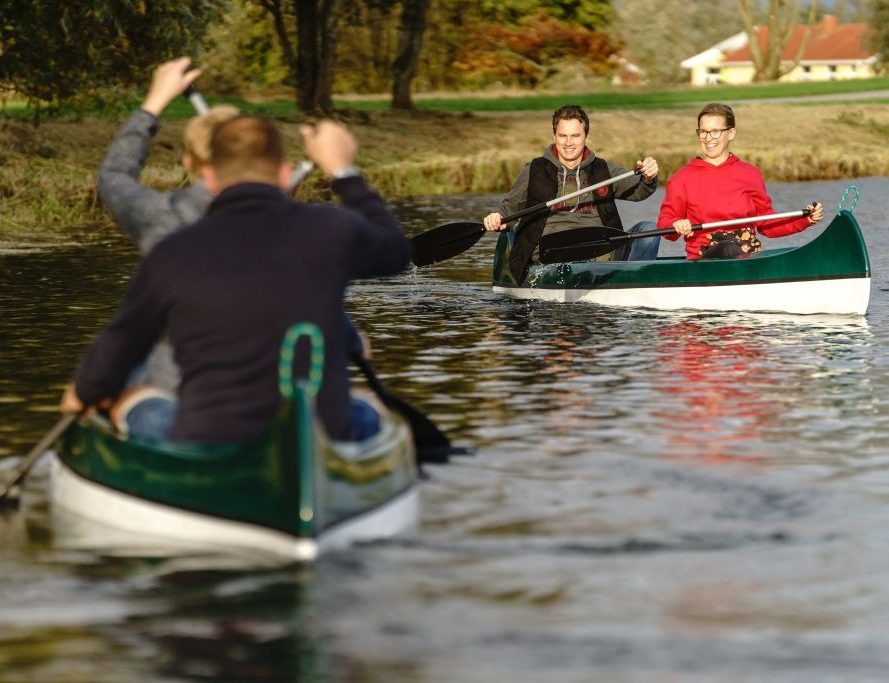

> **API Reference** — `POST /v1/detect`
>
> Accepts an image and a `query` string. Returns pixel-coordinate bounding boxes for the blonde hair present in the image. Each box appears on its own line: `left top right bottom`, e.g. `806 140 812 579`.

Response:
183 105 239 171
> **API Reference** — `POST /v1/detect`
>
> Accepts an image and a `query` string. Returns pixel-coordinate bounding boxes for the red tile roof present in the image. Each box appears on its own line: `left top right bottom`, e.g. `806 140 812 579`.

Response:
723 16 875 63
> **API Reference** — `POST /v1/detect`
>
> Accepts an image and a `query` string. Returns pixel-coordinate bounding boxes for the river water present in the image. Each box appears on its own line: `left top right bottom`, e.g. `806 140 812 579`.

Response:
1 177 889 682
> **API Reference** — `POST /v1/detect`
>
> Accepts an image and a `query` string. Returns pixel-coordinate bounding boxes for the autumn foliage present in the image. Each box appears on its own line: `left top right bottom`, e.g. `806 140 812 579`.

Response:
452 13 618 87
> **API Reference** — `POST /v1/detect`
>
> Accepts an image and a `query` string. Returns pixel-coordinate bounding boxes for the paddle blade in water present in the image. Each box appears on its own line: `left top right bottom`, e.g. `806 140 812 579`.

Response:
538 226 627 264
410 221 486 267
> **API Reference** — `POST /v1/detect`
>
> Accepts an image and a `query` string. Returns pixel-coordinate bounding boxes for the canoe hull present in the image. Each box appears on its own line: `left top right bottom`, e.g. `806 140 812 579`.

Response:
50 455 419 564
50 390 419 564
492 210 871 316
494 274 869 315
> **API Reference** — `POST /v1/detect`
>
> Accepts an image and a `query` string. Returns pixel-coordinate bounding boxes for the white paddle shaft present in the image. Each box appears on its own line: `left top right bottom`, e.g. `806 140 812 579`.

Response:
695 210 809 230
185 86 313 190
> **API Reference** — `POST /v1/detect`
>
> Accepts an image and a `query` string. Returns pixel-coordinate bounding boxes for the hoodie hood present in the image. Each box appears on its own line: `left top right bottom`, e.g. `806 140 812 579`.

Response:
542 144 596 169
542 145 597 209
688 153 740 169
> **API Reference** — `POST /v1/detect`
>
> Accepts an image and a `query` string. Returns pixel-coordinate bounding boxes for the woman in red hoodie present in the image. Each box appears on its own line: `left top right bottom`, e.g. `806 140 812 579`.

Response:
657 103 823 260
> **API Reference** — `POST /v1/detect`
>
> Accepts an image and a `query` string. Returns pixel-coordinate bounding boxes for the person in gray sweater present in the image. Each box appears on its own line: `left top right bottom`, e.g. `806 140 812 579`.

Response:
97 57 238 394
94 58 371 439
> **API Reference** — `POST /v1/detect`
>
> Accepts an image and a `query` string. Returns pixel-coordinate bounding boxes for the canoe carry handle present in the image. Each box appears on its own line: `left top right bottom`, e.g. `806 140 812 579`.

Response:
839 185 861 214
278 323 325 399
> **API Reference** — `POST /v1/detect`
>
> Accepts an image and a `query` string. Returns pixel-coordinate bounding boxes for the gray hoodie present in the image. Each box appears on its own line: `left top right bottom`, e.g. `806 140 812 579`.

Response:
498 145 657 240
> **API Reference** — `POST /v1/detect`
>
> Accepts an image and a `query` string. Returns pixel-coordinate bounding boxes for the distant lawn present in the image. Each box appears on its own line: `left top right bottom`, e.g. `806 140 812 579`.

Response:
334 77 889 112
0 95 299 121
162 77 889 116
4 77 889 120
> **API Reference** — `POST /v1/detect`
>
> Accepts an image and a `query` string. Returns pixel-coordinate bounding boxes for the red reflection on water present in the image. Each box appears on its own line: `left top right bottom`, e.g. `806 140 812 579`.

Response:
654 321 772 465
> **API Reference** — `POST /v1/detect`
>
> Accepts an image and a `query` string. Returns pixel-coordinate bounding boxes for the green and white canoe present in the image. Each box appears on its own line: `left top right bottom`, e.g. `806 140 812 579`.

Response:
49 325 419 565
492 210 871 316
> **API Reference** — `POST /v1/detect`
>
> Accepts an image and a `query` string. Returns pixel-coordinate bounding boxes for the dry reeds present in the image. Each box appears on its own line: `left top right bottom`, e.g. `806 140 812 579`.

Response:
3 103 889 237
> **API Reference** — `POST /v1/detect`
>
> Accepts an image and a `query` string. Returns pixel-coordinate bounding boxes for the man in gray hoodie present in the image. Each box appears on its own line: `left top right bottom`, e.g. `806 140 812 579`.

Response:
482 104 660 282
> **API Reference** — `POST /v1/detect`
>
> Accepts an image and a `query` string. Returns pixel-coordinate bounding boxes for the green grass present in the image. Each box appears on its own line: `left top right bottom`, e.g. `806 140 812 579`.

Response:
0 94 301 122
4 77 889 120
183 76 889 115
334 77 889 112
140 76 889 118
159 96 299 120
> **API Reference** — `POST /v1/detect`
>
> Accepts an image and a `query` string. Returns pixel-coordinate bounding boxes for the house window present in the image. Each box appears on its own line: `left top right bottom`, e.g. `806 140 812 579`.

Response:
706 67 720 85
802 65 811 81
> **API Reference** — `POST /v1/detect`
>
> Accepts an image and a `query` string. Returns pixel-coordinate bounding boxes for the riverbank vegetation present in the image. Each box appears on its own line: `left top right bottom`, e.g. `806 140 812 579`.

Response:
3 1 888 236
3 101 888 235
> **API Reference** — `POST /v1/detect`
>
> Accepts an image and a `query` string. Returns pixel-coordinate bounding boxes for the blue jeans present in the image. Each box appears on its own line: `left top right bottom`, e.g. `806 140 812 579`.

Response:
350 397 381 441
614 221 660 261
121 394 178 442
121 394 381 443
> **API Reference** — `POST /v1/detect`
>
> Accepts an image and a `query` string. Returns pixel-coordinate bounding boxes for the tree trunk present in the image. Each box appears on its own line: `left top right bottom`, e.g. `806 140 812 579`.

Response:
293 0 320 113
738 0 820 82
256 0 343 115
392 0 429 110
258 0 299 88
316 0 343 113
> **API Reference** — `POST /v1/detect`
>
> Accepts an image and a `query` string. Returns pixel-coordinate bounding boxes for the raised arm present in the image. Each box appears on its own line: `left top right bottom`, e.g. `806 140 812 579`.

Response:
97 58 202 252
301 121 411 277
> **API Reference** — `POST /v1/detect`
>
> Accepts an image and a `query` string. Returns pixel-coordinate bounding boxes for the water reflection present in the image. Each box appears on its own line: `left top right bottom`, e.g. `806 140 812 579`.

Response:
653 321 773 464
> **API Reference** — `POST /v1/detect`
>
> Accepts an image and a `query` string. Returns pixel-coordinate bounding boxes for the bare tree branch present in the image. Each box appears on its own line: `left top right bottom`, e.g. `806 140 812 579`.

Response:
737 0 821 81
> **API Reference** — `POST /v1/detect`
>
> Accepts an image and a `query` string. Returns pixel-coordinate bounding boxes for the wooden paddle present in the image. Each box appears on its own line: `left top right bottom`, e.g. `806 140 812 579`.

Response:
410 169 641 267
183 82 314 190
352 355 469 464
0 413 78 508
538 209 813 264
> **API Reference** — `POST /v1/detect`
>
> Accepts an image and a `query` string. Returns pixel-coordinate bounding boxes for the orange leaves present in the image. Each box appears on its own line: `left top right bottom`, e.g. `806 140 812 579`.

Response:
453 13 618 86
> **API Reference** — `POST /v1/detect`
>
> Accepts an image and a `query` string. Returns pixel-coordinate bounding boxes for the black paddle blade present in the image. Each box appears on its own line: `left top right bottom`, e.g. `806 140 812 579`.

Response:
538 226 628 264
352 356 471 464
410 221 485 267
380 392 457 463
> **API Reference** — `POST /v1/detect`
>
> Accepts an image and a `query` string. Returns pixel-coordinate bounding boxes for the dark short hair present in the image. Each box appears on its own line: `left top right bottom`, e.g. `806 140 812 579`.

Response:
697 103 735 128
210 114 285 182
552 104 589 135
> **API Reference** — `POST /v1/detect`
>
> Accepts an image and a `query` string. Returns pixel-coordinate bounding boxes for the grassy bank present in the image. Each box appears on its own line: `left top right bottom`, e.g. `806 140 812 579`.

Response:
2 101 889 235
7 76 889 120
336 77 889 112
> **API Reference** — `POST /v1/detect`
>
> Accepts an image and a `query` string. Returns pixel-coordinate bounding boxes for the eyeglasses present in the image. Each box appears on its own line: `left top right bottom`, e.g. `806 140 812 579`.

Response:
696 127 732 140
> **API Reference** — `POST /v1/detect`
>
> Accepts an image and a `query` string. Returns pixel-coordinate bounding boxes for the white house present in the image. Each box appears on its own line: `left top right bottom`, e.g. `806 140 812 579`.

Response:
681 15 877 85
